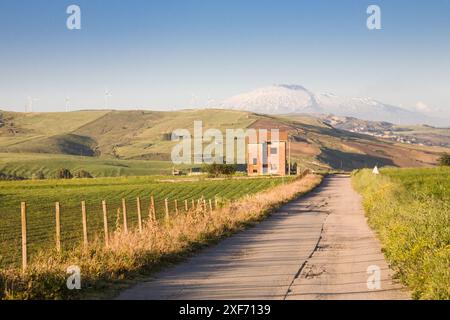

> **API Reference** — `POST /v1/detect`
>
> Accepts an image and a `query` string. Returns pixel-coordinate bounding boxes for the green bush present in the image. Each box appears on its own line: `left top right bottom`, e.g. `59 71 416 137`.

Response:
74 170 93 179
55 168 73 179
438 153 450 166
202 163 237 178
0 172 25 181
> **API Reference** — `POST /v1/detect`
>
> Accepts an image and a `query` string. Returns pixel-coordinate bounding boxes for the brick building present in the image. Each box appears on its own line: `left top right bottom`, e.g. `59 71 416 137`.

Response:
247 130 288 176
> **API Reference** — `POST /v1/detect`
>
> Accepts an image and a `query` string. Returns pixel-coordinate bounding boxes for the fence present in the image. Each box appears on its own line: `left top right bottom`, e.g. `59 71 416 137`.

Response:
14 195 222 272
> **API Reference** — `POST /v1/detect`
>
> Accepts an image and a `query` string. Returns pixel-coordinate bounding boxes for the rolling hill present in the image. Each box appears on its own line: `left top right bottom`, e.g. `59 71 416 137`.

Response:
0 108 448 178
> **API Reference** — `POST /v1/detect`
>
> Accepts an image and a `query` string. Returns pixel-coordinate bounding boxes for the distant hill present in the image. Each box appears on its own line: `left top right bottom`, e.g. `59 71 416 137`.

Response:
221 84 449 127
320 115 450 148
0 108 448 177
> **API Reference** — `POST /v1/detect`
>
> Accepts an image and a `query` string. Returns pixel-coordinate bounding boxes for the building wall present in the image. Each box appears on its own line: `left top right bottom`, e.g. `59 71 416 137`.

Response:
247 139 287 176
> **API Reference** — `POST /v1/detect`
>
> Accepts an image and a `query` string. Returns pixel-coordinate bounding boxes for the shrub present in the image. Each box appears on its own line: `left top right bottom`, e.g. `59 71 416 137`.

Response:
438 153 450 166
31 171 45 180
0 172 25 181
55 168 73 179
202 163 237 177
74 170 93 179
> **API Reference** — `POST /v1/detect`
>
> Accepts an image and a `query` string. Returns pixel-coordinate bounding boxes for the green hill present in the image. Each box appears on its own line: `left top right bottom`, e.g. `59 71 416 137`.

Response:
0 108 447 178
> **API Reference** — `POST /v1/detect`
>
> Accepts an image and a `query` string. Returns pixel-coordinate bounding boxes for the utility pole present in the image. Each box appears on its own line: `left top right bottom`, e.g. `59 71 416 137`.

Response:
288 136 291 176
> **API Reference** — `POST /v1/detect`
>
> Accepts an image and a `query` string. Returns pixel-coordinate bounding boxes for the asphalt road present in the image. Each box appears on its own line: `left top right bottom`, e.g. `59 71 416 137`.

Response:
116 175 409 300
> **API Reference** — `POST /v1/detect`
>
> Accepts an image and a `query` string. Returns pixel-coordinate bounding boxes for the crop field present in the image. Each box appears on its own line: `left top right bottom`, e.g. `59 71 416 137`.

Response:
352 167 450 299
0 153 193 178
0 175 294 268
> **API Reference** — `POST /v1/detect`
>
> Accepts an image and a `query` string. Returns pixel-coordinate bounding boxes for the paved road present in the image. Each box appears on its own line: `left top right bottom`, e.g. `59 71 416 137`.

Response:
116 175 409 300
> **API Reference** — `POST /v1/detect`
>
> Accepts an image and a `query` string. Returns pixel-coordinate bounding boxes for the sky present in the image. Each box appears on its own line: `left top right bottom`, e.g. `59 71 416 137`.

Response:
0 0 449 117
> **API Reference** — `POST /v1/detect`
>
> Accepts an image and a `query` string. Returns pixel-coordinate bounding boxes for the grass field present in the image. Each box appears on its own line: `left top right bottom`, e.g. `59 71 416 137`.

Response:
0 152 193 178
0 175 294 268
352 167 449 299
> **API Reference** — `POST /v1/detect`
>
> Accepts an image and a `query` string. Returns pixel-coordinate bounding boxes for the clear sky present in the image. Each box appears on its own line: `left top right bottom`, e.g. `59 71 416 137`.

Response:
0 0 449 117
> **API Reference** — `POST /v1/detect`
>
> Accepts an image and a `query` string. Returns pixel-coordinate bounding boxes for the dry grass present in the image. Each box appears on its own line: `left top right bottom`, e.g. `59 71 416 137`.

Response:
0 174 322 300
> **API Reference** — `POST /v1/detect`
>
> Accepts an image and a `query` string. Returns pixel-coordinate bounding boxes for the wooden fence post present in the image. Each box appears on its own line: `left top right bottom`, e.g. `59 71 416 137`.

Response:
21 202 27 272
55 202 61 253
102 200 109 246
122 198 128 233
148 196 153 221
214 196 218 209
174 200 178 215
136 197 142 233
191 199 195 210
164 198 169 222
81 201 88 249
150 195 156 221
203 199 207 214
184 199 188 212
209 199 213 214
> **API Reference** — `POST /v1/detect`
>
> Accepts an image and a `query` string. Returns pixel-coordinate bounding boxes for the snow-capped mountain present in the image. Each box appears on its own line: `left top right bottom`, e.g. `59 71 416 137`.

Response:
221 84 446 126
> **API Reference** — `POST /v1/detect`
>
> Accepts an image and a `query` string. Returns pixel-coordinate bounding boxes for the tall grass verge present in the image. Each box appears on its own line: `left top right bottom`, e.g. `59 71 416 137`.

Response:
352 169 449 300
0 174 322 300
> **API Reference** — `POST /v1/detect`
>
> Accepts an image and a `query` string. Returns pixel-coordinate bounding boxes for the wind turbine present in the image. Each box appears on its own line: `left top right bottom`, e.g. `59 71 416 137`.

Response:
205 96 216 108
65 97 70 112
189 93 198 108
26 96 39 113
104 89 112 110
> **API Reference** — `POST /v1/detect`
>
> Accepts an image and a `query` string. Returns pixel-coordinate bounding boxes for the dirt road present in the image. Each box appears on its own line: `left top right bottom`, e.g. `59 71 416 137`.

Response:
116 175 409 300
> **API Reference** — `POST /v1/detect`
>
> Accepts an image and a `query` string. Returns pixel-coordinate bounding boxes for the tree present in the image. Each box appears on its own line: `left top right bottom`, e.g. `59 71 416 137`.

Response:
74 170 93 178
438 153 450 166
202 163 237 178
56 168 73 179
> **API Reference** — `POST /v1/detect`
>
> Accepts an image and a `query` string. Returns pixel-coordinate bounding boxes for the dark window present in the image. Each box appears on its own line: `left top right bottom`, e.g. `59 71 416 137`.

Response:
252 158 257 165
253 169 258 173
270 147 277 154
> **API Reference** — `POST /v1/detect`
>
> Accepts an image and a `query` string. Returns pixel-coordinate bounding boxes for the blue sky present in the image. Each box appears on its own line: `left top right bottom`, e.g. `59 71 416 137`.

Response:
0 0 449 117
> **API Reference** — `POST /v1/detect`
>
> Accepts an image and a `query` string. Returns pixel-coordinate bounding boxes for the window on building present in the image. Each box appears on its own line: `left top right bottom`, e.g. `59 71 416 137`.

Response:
252 158 257 165
270 147 278 155
253 169 258 173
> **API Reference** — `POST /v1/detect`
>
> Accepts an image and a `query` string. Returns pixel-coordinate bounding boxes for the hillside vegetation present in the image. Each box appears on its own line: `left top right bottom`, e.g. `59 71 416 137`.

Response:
352 167 450 299
0 109 447 177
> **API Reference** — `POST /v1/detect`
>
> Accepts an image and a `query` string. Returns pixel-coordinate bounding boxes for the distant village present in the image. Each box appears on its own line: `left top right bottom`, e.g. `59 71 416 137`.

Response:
323 115 449 148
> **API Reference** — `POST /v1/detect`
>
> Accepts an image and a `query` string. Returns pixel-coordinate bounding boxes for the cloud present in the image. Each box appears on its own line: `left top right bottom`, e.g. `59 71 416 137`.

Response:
415 101 438 114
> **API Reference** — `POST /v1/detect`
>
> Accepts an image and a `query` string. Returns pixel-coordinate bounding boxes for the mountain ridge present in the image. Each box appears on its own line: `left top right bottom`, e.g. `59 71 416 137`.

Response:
221 84 449 127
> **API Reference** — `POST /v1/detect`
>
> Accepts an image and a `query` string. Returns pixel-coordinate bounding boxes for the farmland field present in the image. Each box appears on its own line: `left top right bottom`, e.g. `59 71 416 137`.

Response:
0 175 294 268
0 153 193 178
352 167 450 299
